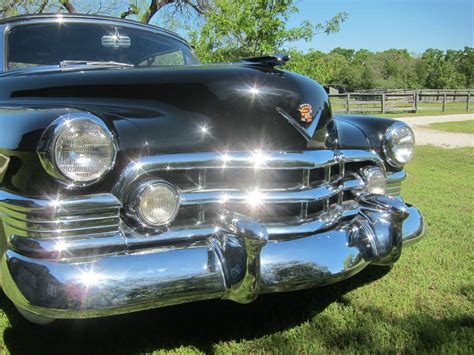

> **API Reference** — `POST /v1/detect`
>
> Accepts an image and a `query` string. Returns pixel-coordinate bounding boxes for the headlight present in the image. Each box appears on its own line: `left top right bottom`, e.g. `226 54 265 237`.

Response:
137 182 180 227
38 113 117 186
361 167 386 195
383 122 415 167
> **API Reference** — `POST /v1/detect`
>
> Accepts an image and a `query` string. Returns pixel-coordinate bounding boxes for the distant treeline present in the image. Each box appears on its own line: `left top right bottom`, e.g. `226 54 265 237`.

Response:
284 47 473 92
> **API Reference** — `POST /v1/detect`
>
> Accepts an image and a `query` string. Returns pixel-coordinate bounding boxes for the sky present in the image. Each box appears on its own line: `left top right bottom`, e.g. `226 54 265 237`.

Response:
288 0 473 53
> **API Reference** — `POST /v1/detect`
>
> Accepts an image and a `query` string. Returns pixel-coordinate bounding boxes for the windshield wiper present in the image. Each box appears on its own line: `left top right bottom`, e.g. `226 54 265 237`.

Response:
59 60 134 68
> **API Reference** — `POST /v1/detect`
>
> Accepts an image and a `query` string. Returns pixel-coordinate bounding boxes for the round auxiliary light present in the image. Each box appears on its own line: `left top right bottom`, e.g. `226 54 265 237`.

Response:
362 167 386 195
137 182 180 227
383 122 415 167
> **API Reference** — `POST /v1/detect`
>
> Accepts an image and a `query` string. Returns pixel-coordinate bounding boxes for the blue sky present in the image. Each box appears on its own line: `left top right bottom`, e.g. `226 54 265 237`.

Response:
288 0 473 53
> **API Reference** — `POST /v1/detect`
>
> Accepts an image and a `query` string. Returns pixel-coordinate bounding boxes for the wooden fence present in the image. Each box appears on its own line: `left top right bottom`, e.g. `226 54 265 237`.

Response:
329 92 473 114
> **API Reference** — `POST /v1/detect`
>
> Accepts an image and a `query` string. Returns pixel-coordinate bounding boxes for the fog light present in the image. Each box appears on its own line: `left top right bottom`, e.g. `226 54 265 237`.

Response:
137 182 179 227
361 167 386 195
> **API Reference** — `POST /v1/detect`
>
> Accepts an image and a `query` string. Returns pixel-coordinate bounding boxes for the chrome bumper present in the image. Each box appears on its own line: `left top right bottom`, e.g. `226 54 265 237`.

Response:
0 194 425 319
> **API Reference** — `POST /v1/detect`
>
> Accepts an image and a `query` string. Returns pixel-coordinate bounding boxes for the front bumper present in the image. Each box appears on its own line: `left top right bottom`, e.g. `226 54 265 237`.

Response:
1 194 425 319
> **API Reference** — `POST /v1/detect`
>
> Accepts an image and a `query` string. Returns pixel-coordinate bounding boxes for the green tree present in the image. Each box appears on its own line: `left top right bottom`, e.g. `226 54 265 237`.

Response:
189 0 348 63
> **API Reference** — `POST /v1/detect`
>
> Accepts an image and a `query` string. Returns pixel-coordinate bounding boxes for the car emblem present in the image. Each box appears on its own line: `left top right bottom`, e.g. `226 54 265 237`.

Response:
276 104 323 142
298 104 313 123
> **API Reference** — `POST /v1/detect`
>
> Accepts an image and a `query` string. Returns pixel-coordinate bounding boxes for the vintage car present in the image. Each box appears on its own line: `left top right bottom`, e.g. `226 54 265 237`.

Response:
0 14 425 325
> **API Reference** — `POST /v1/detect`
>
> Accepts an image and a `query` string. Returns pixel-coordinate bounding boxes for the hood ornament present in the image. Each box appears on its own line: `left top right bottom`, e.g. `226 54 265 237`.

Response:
276 104 323 142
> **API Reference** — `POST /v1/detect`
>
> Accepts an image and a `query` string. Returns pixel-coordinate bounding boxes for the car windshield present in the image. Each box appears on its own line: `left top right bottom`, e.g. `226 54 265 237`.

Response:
6 22 199 71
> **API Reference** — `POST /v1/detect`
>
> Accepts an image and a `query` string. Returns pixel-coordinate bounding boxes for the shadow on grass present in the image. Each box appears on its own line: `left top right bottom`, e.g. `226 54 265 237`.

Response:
2 265 465 354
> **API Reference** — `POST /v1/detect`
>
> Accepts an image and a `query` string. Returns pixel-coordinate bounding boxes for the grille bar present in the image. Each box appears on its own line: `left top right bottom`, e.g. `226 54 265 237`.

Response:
180 178 364 205
0 192 122 239
114 150 383 199
386 171 406 197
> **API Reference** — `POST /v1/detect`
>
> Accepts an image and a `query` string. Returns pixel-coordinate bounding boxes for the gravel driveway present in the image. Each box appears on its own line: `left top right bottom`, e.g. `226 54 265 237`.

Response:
396 114 474 148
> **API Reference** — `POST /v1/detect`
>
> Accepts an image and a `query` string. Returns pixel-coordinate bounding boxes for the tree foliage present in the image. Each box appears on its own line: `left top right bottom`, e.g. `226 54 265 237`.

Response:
286 47 473 91
189 0 348 63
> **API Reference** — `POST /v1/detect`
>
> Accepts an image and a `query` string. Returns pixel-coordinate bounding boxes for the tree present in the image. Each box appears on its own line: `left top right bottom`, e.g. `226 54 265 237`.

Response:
0 0 117 17
120 0 209 24
189 0 348 63
0 0 208 24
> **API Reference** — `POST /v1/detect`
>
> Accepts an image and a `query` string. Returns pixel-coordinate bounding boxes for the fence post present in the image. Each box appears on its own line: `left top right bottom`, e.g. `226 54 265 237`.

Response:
442 94 446 112
346 93 350 114
467 91 471 112
381 94 385 114
414 93 418 113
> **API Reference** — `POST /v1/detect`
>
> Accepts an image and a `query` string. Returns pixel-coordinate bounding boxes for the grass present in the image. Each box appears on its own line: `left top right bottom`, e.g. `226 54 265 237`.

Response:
426 120 474 134
0 146 473 354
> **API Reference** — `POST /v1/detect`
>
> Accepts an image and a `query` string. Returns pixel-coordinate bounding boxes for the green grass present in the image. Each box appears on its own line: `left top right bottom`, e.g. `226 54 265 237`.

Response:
426 120 474 134
0 146 473 354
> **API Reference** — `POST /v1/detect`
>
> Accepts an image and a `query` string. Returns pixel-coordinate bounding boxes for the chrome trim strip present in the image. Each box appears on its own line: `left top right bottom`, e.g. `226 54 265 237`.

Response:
0 191 121 239
10 234 126 259
0 190 121 212
113 149 383 201
8 204 360 258
387 170 407 183
386 171 406 196
180 178 364 205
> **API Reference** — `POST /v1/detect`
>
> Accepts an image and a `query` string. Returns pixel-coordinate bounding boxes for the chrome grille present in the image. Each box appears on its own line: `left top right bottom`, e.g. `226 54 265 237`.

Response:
114 150 386 228
0 192 121 239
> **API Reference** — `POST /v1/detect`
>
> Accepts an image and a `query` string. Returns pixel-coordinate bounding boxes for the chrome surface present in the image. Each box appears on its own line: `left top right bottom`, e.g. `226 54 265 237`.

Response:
180 177 364 205
214 212 268 303
401 205 426 246
37 112 118 188
59 60 134 68
0 147 422 322
113 150 383 199
386 170 406 196
383 122 415 168
113 149 384 231
349 195 408 265
1 202 425 319
360 166 386 195
125 180 180 228
101 32 131 49
0 190 121 239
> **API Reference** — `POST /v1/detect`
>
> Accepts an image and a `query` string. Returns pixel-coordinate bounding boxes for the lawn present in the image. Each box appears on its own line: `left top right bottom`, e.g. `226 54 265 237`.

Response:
426 120 474 134
0 146 473 354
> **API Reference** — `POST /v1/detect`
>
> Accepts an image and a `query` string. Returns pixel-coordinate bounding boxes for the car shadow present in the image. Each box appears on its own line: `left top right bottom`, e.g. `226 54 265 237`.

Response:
1 266 392 354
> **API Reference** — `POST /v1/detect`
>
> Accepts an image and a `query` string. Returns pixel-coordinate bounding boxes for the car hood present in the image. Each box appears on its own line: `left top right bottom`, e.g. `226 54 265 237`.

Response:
0 64 332 154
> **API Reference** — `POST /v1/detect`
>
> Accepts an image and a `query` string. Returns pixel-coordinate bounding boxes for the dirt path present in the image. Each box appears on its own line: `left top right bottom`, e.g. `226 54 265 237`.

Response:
396 114 474 148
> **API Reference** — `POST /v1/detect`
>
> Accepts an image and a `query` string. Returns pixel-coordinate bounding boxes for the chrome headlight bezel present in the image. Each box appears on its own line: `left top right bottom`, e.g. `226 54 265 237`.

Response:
125 180 181 228
383 122 415 168
37 112 118 188
360 166 386 195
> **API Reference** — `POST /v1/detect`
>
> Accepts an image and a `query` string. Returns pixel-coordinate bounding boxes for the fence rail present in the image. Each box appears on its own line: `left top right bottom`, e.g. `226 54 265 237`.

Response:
329 92 472 114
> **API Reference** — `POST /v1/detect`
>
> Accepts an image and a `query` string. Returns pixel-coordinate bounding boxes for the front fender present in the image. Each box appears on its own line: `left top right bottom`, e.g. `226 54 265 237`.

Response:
0 106 145 196
330 115 401 170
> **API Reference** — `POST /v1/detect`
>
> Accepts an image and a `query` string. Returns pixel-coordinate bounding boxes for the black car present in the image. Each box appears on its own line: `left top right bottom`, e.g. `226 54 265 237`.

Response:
0 14 424 324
